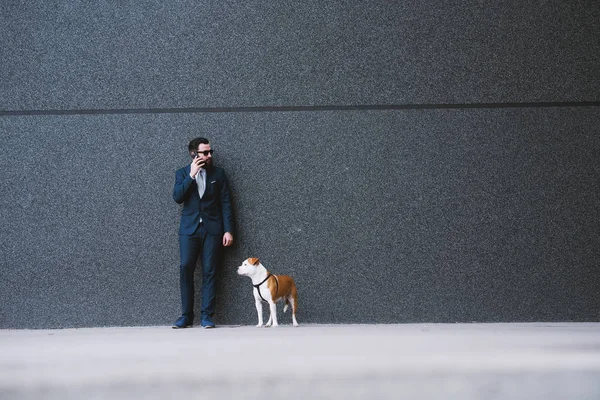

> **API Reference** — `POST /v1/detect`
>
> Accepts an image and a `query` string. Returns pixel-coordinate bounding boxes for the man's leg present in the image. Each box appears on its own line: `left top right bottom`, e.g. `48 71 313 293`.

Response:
179 234 202 323
200 232 222 322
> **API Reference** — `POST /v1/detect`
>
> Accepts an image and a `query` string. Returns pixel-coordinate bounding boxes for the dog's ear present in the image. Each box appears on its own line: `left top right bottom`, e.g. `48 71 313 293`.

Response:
248 257 260 266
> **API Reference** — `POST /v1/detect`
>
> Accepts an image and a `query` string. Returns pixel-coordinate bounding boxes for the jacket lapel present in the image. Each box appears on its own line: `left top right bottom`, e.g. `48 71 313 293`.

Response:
204 168 215 195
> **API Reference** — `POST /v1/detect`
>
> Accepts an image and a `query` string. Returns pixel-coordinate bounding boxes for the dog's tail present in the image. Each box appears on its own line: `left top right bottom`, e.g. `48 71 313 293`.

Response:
283 298 290 313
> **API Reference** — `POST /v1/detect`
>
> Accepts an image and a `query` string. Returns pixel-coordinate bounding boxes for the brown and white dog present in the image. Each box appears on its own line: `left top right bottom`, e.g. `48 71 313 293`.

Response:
237 257 299 327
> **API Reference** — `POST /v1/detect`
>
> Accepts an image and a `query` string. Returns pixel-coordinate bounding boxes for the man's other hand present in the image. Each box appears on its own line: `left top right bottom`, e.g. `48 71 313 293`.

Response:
223 232 233 247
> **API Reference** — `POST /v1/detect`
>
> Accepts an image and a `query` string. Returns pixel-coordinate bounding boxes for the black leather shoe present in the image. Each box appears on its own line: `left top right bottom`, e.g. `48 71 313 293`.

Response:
172 316 192 329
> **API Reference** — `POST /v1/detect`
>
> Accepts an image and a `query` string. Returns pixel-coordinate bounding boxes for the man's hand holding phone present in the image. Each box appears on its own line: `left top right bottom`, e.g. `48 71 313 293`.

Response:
190 154 206 178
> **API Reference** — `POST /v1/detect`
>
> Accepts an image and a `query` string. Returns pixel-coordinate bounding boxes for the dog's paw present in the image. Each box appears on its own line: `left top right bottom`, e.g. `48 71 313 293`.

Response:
271 323 279 328
256 324 264 328
293 322 299 327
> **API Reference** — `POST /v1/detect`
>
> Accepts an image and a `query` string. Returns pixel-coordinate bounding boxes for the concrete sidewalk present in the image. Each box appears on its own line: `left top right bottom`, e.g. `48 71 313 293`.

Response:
1 323 599 399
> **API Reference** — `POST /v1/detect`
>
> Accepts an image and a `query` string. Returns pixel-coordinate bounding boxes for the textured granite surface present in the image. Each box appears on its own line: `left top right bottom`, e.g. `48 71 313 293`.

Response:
1 1 600 111
1 108 599 328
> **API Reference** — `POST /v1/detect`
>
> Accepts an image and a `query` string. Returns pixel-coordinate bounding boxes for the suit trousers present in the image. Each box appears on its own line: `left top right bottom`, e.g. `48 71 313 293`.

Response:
179 224 222 321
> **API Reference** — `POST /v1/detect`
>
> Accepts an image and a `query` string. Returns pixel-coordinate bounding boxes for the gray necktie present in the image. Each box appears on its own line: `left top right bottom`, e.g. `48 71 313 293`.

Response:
196 170 205 198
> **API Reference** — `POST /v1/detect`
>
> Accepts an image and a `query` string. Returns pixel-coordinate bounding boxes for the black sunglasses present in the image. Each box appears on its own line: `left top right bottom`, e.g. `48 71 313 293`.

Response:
192 150 214 157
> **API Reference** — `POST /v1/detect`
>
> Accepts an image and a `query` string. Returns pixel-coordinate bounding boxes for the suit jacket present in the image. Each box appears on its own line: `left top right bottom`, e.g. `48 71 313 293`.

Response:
173 164 234 236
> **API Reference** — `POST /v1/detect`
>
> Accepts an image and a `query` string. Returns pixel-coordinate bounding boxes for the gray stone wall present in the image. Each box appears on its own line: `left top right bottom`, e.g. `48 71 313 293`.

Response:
1 1 599 328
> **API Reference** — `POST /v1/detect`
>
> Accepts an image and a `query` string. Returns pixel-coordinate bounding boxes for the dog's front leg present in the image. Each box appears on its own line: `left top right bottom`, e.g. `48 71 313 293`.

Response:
268 302 278 327
255 298 264 327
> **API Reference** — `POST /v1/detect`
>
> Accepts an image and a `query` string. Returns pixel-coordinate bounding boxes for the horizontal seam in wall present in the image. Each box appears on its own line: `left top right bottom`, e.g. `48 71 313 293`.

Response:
0 101 599 116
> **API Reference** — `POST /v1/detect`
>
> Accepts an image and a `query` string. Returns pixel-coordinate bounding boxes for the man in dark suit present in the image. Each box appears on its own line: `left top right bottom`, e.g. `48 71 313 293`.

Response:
172 137 234 329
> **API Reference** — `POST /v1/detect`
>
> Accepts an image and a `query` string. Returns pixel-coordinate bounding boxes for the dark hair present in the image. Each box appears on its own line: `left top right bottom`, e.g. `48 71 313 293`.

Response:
188 137 210 152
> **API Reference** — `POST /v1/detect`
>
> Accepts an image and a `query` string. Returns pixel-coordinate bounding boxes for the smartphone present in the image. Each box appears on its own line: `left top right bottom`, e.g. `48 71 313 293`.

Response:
192 152 206 168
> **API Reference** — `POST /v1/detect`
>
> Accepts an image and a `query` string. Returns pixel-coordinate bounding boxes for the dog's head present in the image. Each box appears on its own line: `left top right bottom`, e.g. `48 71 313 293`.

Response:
237 257 261 277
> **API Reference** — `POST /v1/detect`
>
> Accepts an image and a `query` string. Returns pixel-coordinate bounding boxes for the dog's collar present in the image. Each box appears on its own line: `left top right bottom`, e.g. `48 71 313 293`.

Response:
253 273 278 303
253 273 272 289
